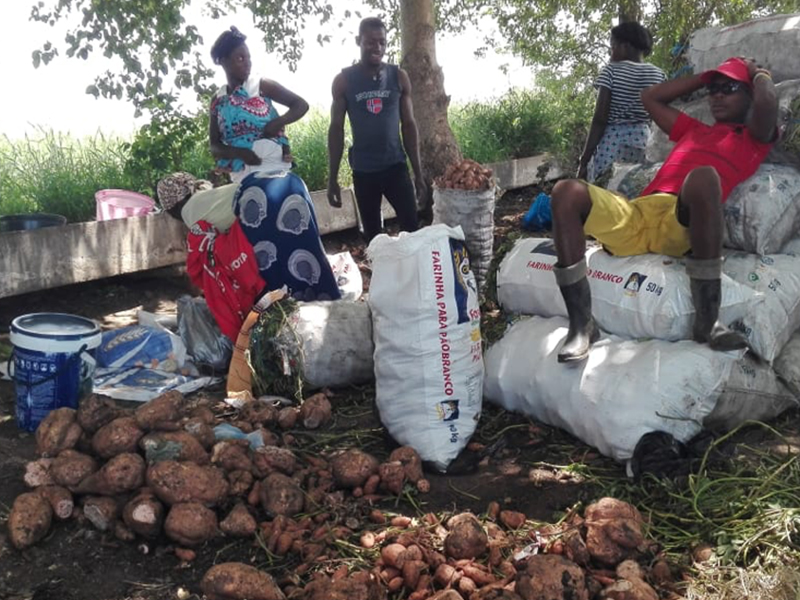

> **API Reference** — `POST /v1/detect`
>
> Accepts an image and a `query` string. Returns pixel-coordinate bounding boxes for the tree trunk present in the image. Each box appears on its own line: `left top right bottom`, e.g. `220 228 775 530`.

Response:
618 0 643 23
399 0 462 210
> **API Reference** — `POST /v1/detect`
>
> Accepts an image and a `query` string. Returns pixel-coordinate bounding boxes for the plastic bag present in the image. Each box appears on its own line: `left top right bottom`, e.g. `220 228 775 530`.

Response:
522 192 552 231
327 252 363 301
177 296 233 372
96 325 186 372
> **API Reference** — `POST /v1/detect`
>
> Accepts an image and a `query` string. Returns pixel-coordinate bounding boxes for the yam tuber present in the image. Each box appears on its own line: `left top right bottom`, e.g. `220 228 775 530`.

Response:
146 460 229 506
444 513 488 560
134 390 184 431
35 408 82 457
91 416 144 459
8 491 53 549
201 562 286 600
123 490 165 538
331 449 379 489
165 502 219 547
50 450 98 489
220 503 258 538
76 452 145 496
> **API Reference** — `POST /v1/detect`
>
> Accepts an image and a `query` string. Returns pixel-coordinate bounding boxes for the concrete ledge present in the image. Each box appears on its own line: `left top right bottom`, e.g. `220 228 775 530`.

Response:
487 154 563 190
0 213 188 299
0 154 545 298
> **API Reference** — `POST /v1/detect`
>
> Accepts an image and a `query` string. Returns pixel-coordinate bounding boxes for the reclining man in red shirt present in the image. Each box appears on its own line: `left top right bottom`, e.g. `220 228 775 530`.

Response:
551 57 778 363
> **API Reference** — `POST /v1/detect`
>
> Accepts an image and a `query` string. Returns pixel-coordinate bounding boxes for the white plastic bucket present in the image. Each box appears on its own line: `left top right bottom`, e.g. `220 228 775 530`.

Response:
95 189 155 221
9 313 102 432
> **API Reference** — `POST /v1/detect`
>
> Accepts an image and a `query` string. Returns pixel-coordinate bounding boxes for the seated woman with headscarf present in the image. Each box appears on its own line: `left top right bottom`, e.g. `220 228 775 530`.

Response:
158 171 341 341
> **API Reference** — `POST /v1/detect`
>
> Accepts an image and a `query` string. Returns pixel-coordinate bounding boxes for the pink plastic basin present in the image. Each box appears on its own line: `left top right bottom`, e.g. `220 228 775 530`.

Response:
95 189 155 221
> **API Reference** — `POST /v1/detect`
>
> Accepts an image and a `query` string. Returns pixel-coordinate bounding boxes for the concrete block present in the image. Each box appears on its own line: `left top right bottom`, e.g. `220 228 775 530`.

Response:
309 187 359 235
0 213 187 299
487 154 563 190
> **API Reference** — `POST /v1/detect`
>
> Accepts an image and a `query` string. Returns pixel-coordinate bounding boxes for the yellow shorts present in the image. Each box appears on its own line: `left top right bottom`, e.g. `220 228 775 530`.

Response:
584 184 690 257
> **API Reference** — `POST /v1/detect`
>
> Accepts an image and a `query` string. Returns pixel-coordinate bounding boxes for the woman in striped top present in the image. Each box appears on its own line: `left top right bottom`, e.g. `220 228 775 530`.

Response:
577 22 666 182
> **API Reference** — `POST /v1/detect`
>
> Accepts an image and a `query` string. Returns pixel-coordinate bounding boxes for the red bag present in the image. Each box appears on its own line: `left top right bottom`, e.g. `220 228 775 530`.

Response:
186 220 266 340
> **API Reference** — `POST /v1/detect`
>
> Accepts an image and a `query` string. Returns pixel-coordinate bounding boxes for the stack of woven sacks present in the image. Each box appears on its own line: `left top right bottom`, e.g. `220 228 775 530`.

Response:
483 14 800 465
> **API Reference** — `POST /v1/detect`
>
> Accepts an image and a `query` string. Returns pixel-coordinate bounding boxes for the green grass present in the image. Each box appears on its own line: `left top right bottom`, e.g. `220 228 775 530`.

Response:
286 108 353 193
0 87 591 222
0 130 138 222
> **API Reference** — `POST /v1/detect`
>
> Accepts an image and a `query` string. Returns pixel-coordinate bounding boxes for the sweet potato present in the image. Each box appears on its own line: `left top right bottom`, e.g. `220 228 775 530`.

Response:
444 513 488 560
50 450 98 489
499 510 526 530
91 416 144 459
77 394 126 433
277 406 299 430
146 460 229 506
36 408 83 457
201 562 285 600
189 405 216 425
134 390 184 431
123 491 165 538
165 502 219 547
516 554 588 600
37 485 73 520
430 592 466 600
83 496 121 531
75 452 145 495
378 461 406 495
584 498 646 567
303 572 387 600
251 446 298 477
389 446 424 483
8 492 53 549
259 472 305 517
240 402 278 426
227 469 255 497
600 560 659 600
114 520 136 542
212 440 254 473
23 458 54 488
175 547 197 562
140 431 210 464
402 560 426 591
220 503 258 538
299 393 332 429
183 417 216 450
331 449 380 489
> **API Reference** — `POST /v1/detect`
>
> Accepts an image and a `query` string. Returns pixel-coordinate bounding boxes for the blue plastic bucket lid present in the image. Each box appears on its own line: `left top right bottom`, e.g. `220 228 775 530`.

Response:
10 313 102 353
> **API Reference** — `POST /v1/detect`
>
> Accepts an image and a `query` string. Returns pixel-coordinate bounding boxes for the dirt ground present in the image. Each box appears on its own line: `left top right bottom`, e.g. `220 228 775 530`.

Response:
0 187 614 600
12 188 795 600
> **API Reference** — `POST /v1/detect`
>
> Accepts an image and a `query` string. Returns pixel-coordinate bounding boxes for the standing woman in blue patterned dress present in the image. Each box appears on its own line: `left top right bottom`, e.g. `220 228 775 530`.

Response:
203 27 341 302
209 26 305 182
577 22 666 183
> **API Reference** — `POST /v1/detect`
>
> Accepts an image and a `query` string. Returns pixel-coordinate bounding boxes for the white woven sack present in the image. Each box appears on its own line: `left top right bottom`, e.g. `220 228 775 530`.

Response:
276 301 374 389
722 251 800 363
483 316 740 461
432 186 496 290
724 163 800 255
496 238 756 341
688 15 800 83
368 224 483 472
774 332 800 398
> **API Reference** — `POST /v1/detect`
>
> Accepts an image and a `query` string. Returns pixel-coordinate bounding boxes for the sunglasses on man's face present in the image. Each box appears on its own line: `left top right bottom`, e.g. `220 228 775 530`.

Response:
706 81 745 96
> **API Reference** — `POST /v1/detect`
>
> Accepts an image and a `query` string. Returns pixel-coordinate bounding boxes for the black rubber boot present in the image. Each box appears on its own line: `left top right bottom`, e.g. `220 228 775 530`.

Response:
686 257 748 352
554 261 599 363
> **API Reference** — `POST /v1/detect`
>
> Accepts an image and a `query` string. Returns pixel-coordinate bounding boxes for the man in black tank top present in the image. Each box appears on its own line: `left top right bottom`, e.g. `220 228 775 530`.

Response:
327 17 426 243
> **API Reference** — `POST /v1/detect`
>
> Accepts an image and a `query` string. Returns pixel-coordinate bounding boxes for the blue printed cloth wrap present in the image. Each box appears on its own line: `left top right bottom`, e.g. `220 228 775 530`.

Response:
233 172 341 301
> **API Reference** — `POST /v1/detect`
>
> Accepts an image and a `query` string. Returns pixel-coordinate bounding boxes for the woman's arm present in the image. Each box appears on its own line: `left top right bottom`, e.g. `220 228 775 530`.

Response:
577 87 611 180
260 79 310 138
208 104 260 165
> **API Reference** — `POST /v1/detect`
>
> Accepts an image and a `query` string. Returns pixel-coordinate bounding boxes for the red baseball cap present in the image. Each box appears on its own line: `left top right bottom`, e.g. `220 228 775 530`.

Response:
700 57 752 87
